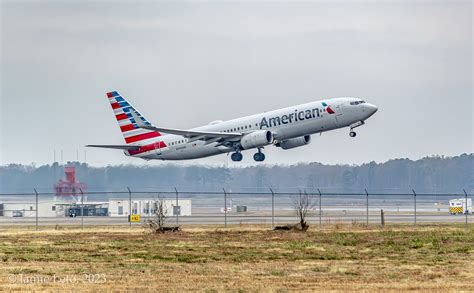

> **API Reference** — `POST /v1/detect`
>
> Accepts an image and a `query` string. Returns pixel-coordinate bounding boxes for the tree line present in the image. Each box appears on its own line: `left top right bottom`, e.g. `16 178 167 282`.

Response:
0 154 472 194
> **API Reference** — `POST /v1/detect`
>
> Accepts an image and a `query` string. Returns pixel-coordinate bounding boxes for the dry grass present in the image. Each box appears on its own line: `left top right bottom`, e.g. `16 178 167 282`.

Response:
0 224 472 291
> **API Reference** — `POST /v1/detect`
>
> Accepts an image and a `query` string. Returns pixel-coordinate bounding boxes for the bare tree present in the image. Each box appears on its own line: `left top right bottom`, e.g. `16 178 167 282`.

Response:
293 191 315 231
147 195 172 233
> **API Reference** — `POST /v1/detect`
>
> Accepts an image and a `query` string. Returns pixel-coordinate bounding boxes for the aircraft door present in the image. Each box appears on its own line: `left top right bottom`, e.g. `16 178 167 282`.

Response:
335 103 344 125
154 141 162 156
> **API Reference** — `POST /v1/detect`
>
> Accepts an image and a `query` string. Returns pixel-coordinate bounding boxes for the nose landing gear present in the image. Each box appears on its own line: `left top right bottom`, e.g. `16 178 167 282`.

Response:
349 121 364 138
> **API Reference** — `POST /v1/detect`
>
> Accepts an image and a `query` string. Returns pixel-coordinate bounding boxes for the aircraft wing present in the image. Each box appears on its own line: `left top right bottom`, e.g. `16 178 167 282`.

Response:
139 125 241 139
130 110 242 141
85 145 141 150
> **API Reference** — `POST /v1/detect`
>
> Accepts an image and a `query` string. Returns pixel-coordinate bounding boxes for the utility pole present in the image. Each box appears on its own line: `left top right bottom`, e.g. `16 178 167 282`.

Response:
53 149 56 184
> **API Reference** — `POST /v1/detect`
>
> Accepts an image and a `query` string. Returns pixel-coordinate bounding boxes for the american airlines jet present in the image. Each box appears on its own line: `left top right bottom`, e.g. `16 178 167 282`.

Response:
87 91 378 162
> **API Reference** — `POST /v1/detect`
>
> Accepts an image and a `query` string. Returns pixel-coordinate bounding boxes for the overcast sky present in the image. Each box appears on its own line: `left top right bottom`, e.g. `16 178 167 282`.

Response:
1 1 472 167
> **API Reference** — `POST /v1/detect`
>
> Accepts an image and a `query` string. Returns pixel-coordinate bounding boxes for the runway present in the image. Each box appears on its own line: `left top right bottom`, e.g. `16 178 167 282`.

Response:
0 211 470 227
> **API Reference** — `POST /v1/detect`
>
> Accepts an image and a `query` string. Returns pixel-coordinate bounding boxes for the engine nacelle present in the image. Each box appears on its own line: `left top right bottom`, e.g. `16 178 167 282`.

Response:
240 130 274 150
277 135 311 150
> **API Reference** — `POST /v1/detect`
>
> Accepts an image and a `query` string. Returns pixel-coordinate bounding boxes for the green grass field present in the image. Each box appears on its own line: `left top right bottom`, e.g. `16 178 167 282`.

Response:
0 224 473 291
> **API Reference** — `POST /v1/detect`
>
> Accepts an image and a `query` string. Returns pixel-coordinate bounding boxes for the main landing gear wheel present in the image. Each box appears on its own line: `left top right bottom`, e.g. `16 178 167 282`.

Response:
253 152 265 162
349 131 357 138
231 152 243 162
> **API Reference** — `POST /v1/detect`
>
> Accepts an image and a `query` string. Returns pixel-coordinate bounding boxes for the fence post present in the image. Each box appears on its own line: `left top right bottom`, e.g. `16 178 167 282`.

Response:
270 188 274 229
223 188 227 228
34 188 38 231
464 189 468 229
127 187 132 227
365 189 369 225
412 189 417 226
174 187 179 226
79 188 84 229
317 188 322 226
380 209 385 227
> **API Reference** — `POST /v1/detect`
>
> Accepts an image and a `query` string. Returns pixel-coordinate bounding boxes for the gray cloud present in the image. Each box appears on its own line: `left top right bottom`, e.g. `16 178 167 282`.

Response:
1 1 472 167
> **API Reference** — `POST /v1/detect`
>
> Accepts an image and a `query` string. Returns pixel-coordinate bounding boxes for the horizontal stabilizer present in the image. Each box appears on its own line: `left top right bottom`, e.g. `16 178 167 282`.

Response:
85 144 141 150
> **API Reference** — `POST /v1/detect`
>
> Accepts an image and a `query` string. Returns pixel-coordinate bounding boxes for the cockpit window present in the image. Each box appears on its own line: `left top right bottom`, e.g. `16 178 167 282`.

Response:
350 100 366 105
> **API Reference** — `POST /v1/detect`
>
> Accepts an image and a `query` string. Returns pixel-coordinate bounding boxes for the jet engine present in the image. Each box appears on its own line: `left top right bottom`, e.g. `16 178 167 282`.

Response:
240 130 274 150
276 135 311 150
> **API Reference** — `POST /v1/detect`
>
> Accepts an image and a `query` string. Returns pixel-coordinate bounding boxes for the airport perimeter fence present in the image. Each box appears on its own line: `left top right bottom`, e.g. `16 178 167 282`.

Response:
0 188 472 229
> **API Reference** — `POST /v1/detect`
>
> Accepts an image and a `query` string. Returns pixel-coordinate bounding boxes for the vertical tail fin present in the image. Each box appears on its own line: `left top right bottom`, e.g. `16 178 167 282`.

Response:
106 91 161 144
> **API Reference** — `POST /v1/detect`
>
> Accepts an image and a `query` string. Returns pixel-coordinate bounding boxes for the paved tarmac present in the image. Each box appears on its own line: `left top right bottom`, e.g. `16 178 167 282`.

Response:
0 210 470 227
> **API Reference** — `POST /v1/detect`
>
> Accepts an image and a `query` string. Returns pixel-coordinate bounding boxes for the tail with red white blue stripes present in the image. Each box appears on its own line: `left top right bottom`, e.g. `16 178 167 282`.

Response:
106 91 161 145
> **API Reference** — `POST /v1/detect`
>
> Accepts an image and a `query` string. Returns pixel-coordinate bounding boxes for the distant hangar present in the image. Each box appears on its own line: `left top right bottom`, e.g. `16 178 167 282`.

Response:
0 199 192 218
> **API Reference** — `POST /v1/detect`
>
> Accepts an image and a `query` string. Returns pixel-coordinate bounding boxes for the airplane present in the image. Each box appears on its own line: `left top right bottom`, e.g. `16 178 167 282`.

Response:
87 91 378 162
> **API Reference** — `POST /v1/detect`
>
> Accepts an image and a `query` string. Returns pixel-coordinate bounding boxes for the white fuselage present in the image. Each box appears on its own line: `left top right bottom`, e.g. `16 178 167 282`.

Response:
128 97 377 160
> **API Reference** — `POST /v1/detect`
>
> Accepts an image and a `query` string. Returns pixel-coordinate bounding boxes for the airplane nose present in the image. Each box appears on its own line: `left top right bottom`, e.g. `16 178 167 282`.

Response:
365 103 378 117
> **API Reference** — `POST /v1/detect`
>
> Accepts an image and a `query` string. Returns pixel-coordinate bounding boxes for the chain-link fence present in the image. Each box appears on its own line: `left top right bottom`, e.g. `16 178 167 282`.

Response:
0 188 471 229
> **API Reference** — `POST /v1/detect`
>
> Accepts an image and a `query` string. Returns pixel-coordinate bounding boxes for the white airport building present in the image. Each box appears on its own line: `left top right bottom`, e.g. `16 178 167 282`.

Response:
0 199 192 218
0 201 58 218
108 199 192 217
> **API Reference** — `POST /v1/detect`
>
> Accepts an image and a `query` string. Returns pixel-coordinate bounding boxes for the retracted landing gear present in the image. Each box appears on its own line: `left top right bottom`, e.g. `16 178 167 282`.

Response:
349 121 364 138
253 149 265 162
231 152 243 162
